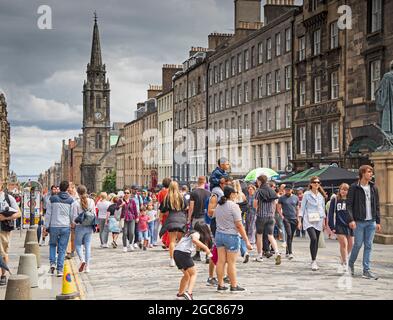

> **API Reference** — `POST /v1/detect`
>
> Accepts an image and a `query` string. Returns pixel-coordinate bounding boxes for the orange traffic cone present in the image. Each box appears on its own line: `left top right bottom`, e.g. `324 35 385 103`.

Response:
56 260 80 300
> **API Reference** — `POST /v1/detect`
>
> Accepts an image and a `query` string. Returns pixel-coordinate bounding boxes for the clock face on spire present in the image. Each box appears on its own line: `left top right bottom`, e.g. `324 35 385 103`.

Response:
95 112 103 121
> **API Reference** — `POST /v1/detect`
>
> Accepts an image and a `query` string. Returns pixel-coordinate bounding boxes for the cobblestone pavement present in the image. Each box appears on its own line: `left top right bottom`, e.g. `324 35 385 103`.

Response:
78 233 393 300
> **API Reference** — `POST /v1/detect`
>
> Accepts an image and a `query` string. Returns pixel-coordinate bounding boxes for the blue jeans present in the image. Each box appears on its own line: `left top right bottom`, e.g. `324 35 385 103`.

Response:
153 219 160 245
349 220 376 272
239 236 247 257
75 226 93 265
49 227 71 271
275 213 286 241
148 221 155 244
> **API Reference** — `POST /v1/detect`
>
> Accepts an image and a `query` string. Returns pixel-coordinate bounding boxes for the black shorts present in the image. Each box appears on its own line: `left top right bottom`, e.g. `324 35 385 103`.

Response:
335 224 354 237
174 250 194 270
256 217 275 235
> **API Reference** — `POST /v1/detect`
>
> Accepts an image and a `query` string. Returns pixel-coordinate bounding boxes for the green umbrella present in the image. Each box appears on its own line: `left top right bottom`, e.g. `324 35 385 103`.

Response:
244 168 279 182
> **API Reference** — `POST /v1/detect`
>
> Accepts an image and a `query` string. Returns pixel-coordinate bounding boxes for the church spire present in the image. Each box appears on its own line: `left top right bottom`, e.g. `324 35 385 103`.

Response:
90 11 102 67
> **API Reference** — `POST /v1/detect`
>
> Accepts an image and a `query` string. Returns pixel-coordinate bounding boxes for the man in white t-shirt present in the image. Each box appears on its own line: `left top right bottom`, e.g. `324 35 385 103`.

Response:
348 165 381 280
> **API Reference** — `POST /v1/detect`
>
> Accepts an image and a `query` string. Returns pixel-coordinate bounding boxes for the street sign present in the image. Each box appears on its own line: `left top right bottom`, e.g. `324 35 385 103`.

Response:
22 190 41 228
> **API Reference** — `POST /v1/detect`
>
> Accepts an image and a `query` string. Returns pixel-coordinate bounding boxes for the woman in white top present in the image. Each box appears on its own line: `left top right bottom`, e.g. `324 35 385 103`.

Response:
96 192 111 248
71 185 96 273
299 176 327 271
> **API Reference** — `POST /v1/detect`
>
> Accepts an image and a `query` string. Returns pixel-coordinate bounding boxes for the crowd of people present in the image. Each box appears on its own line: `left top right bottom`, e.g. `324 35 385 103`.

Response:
0 160 382 299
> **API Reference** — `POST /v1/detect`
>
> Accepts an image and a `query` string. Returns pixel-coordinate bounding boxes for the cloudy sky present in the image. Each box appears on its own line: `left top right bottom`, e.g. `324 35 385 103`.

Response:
0 0 301 176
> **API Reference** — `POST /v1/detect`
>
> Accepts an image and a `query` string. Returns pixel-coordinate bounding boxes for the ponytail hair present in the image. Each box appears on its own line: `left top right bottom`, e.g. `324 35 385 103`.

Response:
77 185 89 210
218 186 237 206
218 196 228 206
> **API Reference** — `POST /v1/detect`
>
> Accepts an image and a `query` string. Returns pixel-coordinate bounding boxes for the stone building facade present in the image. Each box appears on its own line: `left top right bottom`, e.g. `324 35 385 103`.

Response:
0 93 10 183
344 0 393 168
207 0 297 177
115 128 126 190
81 17 112 192
173 49 208 183
42 162 61 190
292 0 346 171
60 135 83 185
124 87 160 189
157 64 182 183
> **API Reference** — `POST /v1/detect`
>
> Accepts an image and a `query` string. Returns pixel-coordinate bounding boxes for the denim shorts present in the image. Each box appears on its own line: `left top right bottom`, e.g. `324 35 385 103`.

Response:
215 232 240 253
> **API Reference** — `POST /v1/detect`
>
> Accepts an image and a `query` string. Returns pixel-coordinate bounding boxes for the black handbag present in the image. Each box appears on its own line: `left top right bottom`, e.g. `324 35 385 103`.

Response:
0 220 14 232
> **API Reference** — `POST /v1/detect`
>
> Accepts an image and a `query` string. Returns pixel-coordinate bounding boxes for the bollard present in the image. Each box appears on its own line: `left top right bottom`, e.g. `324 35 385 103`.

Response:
24 242 41 268
5 275 32 300
17 254 38 288
24 228 38 248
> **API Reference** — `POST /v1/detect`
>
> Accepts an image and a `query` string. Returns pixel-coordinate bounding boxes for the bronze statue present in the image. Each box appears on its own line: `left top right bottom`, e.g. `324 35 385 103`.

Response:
376 61 393 135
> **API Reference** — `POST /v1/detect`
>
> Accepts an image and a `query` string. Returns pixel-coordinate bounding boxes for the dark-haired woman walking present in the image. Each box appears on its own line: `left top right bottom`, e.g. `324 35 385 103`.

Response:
299 176 327 271
215 186 253 293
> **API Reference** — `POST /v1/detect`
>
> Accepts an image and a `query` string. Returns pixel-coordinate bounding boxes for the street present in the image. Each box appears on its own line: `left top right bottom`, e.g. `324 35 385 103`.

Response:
78 233 393 300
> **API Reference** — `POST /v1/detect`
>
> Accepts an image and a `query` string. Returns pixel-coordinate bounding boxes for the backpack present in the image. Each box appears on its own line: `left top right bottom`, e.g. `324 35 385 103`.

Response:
75 201 97 226
1 193 15 231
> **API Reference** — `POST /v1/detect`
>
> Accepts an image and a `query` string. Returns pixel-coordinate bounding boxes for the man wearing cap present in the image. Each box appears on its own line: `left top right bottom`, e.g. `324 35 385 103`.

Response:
277 186 299 260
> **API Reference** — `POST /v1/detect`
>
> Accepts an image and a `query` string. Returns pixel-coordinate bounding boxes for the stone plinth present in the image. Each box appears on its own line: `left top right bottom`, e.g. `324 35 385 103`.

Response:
370 151 393 244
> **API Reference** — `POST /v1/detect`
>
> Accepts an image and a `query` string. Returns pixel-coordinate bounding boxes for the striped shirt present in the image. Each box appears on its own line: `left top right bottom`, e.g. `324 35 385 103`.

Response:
255 189 277 219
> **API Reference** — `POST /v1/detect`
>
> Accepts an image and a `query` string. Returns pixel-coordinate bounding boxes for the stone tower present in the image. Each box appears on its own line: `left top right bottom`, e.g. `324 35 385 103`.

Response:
81 13 110 193
0 93 10 183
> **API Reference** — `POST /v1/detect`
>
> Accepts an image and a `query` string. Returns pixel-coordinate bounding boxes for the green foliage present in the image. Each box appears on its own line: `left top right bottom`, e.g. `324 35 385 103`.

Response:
102 171 116 194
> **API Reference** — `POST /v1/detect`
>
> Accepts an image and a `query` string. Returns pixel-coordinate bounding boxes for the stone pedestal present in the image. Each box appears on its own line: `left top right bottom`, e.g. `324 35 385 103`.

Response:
370 151 393 244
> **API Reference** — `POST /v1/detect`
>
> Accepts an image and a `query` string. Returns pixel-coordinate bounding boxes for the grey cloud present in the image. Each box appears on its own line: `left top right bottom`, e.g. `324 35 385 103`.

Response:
4 0 297 175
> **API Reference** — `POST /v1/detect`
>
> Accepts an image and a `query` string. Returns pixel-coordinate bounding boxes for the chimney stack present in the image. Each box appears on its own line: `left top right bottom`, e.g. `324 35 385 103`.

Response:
147 85 162 99
264 0 296 25
162 64 182 93
208 34 234 50
234 0 262 33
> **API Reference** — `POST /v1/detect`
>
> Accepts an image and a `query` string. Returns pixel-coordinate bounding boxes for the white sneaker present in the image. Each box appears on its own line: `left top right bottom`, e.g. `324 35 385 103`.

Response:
123 247 128 253
311 261 319 271
255 256 264 262
128 245 134 252
133 243 139 249
85 265 90 273
100 244 104 248
169 259 175 267
288 254 294 260
102 244 109 248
